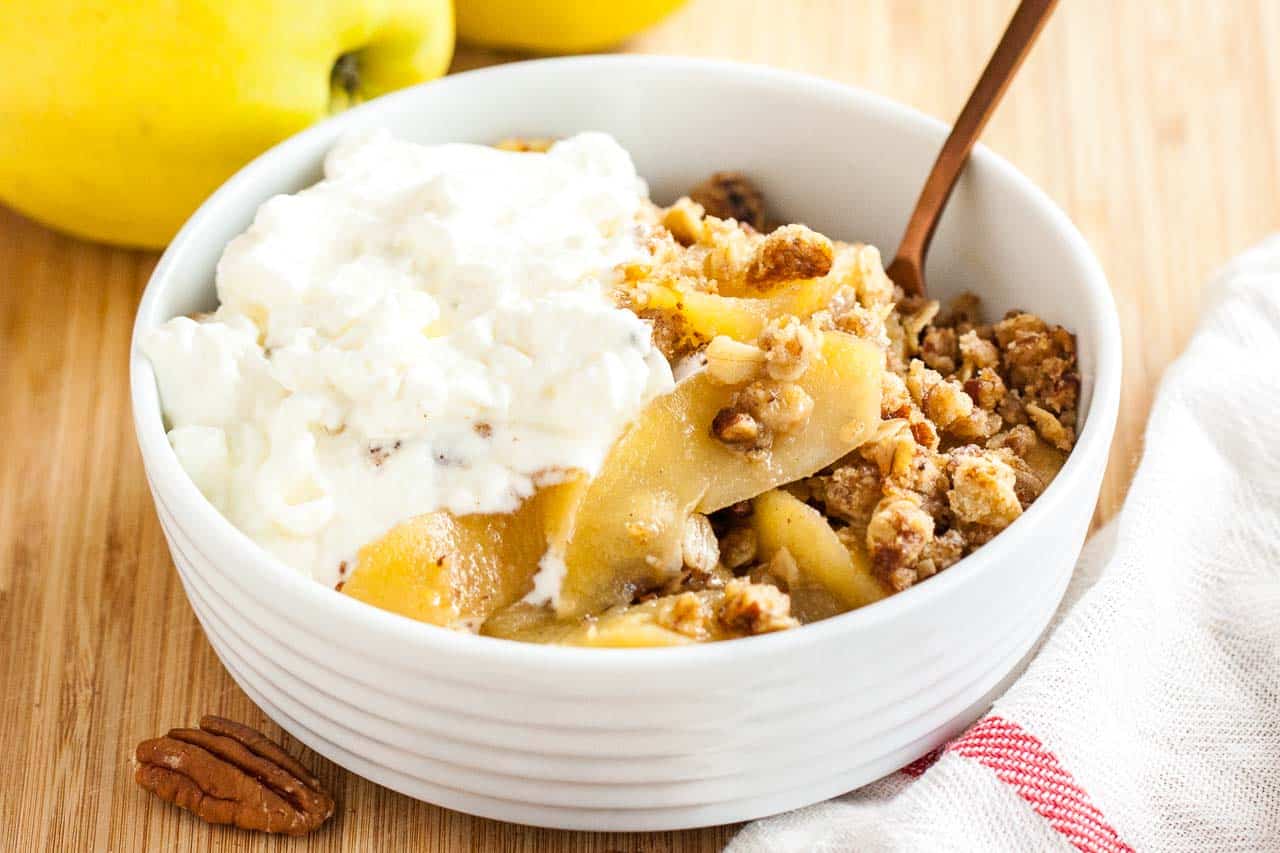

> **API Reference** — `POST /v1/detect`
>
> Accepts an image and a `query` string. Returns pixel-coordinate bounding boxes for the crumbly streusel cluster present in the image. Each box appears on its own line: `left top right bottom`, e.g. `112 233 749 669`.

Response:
804 297 1078 591
618 173 1080 625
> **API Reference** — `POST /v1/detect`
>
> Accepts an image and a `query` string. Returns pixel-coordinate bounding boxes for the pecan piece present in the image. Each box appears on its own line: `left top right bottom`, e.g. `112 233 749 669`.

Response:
134 715 335 835
718 578 799 634
711 408 762 447
745 224 835 288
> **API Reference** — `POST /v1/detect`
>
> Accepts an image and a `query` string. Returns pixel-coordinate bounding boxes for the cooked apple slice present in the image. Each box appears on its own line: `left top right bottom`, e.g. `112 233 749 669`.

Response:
644 276 846 342
572 614 695 647
481 600 695 647
346 332 883 627
555 331 883 618
751 488 889 612
340 480 582 628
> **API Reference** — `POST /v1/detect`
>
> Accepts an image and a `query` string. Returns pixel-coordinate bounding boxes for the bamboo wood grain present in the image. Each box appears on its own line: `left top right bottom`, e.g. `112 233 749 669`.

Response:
5 2 1280 850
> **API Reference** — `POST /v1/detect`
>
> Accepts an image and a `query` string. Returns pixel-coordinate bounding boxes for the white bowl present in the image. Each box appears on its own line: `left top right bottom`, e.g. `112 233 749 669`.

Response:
131 56 1121 831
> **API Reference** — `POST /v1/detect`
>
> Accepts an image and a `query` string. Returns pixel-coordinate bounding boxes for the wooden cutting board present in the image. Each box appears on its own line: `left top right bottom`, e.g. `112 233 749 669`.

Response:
5 1 1279 849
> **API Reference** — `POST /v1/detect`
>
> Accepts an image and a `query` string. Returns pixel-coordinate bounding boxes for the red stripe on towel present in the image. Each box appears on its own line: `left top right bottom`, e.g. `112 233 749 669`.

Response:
947 716 1134 853
900 748 942 777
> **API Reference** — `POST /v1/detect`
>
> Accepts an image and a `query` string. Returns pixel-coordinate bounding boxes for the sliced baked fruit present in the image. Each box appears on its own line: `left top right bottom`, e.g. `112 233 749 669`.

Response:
553 330 884 618
481 600 695 647
344 331 883 629
751 487 889 614
483 578 799 647
340 479 583 629
641 276 845 343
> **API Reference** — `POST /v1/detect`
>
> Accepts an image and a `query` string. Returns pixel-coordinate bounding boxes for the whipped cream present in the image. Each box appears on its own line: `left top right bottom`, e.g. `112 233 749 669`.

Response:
144 131 673 585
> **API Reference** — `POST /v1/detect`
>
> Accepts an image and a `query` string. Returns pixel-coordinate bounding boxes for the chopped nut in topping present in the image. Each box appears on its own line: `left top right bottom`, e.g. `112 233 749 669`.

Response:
811 460 882 529
744 224 834 289
947 406 1004 442
898 296 941 356
759 315 821 382
866 494 934 581
881 371 913 419
749 381 814 436
998 389 1029 426
994 312 1080 415
920 325 958 374
712 379 814 455
860 418 917 480
964 367 1007 411
825 292 892 342
948 451 1023 529
987 423 1038 457
711 408 762 448
719 578 800 634
915 528 965 580
1026 402 1075 451
959 329 1000 372
637 305 706 363
655 592 715 640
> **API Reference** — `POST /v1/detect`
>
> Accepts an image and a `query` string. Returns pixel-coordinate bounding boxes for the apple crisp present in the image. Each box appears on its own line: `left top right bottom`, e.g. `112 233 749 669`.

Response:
339 149 1080 646
610 173 1079 614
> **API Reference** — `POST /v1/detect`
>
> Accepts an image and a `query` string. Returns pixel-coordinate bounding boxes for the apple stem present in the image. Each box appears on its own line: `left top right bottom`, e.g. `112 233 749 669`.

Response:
331 53 361 100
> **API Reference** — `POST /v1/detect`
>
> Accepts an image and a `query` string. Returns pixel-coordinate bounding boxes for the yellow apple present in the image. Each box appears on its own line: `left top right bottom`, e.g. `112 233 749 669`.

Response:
456 0 686 53
0 1 454 248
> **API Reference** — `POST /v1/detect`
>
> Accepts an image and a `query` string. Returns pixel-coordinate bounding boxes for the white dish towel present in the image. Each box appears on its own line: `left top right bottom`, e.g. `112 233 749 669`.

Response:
729 238 1280 852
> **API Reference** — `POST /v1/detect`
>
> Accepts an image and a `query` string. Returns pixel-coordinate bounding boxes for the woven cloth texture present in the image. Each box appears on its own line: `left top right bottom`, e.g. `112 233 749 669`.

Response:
729 238 1280 852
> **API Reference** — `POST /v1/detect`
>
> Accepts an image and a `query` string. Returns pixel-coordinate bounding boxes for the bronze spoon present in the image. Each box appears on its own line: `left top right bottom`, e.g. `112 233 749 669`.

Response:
887 0 1060 298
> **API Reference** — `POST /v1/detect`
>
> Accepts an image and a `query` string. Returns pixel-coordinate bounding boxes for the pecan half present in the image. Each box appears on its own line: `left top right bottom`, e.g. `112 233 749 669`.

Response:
134 715 335 835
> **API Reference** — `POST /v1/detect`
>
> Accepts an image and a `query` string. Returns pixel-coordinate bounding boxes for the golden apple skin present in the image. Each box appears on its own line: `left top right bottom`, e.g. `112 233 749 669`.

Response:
456 0 686 53
0 0 454 248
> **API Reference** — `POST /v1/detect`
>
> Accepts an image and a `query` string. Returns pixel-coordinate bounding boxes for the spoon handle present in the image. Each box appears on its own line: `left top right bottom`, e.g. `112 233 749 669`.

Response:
891 0 1059 296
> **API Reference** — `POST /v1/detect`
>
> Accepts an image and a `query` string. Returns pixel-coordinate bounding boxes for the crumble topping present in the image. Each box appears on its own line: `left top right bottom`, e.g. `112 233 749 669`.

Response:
637 577 801 641
745 224 835 289
618 171 1080 612
759 315 821 382
718 578 800 634
654 592 716 640
711 379 815 457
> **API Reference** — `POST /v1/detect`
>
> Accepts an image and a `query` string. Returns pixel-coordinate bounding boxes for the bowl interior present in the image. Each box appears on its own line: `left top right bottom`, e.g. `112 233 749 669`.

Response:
133 56 1119 660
